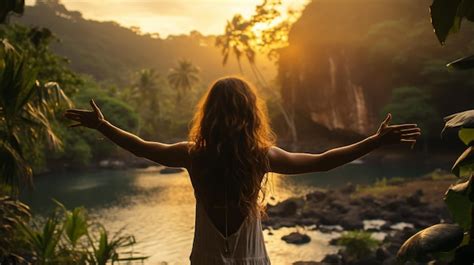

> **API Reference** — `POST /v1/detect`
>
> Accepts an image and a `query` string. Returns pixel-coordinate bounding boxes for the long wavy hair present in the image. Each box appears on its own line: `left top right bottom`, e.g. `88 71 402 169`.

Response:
189 77 275 218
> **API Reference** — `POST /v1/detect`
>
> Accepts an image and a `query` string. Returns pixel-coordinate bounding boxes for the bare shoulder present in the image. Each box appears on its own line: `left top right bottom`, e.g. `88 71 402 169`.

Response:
267 145 291 159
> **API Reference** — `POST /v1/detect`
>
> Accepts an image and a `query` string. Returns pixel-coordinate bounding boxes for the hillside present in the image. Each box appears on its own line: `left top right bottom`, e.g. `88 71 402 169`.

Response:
14 1 276 85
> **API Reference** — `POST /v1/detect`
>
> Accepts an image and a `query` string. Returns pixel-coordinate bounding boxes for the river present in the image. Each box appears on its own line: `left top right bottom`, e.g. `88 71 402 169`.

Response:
22 162 431 264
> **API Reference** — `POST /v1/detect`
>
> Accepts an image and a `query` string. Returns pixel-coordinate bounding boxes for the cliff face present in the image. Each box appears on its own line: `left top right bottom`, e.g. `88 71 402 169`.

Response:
277 0 469 135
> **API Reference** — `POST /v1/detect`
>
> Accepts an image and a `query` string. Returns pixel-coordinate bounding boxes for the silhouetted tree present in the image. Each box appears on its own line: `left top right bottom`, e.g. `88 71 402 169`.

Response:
167 59 200 102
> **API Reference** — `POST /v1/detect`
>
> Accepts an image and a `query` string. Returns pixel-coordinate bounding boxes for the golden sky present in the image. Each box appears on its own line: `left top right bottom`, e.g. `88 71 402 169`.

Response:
26 0 308 37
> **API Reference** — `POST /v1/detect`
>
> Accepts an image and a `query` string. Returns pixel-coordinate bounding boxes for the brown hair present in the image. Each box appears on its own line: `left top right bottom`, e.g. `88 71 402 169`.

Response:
189 76 275 218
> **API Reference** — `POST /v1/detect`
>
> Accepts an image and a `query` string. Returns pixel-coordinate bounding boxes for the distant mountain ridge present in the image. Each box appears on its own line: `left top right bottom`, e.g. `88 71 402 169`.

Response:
14 1 275 85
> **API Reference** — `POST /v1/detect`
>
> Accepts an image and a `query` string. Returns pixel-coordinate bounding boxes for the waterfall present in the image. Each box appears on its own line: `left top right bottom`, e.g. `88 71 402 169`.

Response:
351 83 369 133
308 54 370 134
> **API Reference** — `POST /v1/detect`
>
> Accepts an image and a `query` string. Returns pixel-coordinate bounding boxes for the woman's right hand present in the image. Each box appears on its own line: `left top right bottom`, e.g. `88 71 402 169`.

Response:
64 99 106 129
374 113 421 147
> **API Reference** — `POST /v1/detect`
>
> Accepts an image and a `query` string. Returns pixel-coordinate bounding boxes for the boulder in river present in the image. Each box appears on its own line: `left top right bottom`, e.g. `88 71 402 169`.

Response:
281 232 311 244
267 197 304 217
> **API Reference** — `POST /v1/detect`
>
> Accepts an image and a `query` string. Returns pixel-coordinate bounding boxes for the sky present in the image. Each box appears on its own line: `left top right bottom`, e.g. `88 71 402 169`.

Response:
25 0 308 37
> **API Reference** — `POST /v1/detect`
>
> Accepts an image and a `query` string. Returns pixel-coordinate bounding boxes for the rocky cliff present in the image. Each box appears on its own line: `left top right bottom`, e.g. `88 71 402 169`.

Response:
278 0 473 135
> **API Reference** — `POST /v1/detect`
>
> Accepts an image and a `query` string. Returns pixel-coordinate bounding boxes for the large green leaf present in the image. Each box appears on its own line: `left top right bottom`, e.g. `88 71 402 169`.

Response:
459 128 474 146
446 54 474 70
430 0 474 44
452 146 474 177
442 110 474 134
430 0 462 44
444 175 473 230
64 207 88 247
397 223 464 262
0 0 24 23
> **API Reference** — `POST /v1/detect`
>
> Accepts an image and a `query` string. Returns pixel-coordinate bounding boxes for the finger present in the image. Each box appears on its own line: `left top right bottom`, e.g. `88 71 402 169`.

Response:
64 113 81 120
400 139 417 144
65 109 91 114
382 113 392 125
400 128 421 133
390 124 418 130
90 99 100 114
69 123 83 128
401 132 421 138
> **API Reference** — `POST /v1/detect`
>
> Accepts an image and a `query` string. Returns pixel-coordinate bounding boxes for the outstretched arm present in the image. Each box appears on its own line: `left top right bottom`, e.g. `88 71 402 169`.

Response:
268 114 421 174
64 99 190 168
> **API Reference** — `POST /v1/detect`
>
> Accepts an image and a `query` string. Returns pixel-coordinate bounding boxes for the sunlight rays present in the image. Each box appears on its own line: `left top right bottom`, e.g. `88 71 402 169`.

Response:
25 0 308 37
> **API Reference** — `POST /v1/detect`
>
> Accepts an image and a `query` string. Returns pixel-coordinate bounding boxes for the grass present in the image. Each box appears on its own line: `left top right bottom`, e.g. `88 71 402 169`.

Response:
355 177 406 196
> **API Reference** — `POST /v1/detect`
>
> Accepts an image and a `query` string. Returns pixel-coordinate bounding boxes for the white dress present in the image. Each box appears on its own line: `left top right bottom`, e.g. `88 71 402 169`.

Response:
189 201 271 265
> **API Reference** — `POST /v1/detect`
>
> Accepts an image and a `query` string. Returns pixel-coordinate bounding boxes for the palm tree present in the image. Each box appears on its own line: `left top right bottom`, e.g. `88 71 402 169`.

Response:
0 39 70 192
215 15 255 74
216 11 299 148
167 59 200 102
127 68 161 136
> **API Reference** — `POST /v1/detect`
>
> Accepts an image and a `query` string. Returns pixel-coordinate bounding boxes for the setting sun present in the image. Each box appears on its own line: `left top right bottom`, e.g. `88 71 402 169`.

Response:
25 0 308 37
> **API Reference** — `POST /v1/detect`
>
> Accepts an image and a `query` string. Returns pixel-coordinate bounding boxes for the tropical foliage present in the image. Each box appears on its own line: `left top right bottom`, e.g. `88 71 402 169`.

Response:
336 230 380 261
430 0 474 44
167 59 200 102
397 113 474 263
0 38 71 191
8 200 147 264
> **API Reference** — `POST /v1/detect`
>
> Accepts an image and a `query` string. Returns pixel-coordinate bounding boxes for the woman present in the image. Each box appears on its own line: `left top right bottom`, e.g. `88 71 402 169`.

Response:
64 77 420 265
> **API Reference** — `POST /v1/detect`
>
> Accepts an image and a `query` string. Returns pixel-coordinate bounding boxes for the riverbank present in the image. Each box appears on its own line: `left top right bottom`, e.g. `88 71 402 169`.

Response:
263 170 457 264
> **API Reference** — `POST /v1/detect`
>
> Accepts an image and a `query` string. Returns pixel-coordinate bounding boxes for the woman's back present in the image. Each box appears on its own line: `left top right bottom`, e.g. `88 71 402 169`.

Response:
188 157 271 265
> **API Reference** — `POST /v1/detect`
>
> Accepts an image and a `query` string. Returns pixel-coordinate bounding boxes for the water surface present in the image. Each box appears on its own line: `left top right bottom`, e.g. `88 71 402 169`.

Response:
23 162 431 264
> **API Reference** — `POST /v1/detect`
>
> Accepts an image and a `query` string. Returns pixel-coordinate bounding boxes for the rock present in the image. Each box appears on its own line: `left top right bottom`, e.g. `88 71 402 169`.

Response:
329 238 339 245
305 190 327 202
295 217 318 226
380 221 393 231
382 256 398 265
338 210 363 230
159 167 184 174
99 159 126 169
270 218 298 229
293 262 322 265
341 183 356 194
267 198 304 217
319 212 341 226
351 255 380 265
361 208 380 219
384 198 403 211
321 254 342 264
406 190 423 207
376 247 391 261
329 200 349 214
281 232 311 244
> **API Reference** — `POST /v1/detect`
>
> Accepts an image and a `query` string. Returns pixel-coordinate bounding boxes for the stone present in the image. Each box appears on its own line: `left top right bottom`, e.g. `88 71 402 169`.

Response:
376 247 391 261
281 232 311 244
321 254 342 264
305 190 327 202
267 198 304 217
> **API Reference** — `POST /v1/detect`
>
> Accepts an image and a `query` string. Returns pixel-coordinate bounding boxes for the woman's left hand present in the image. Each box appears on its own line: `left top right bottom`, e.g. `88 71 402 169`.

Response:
64 99 105 129
374 113 421 147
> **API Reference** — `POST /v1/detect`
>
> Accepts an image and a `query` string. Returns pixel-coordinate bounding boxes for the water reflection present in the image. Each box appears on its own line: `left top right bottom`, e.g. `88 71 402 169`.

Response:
22 163 432 264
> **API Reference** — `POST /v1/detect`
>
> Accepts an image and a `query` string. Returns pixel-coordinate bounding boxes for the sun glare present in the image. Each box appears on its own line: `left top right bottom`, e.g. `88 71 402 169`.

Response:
26 0 308 37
